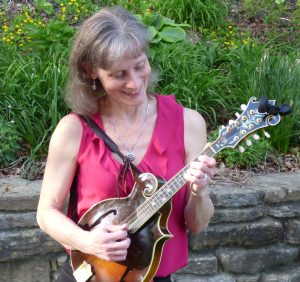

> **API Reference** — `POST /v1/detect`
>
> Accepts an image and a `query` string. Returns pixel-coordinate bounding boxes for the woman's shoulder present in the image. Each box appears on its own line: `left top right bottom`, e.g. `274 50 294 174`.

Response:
184 107 206 129
49 113 83 148
183 107 207 160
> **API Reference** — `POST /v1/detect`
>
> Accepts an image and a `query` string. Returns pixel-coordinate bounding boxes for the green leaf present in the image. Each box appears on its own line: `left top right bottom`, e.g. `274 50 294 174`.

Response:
147 26 157 41
275 0 285 4
158 26 186 42
34 0 54 14
163 17 190 29
150 36 161 44
143 14 165 30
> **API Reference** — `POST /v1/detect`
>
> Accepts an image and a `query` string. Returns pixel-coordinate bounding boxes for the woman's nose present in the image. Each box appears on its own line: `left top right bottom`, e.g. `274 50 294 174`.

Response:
126 72 140 90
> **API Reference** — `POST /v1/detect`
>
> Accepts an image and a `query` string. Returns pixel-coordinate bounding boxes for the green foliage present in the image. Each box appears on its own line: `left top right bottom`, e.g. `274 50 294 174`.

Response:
24 20 75 54
101 0 151 15
0 119 21 168
0 46 68 158
149 41 235 126
201 24 257 50
34 0 55 15
0 0 98 50
153 0 228 29
249 53 300 153
139 13 190 44
242 0 291 24
0 0 299 172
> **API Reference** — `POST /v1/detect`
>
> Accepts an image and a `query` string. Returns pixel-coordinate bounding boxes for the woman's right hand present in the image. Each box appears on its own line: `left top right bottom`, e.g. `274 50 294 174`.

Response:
81 223 131 261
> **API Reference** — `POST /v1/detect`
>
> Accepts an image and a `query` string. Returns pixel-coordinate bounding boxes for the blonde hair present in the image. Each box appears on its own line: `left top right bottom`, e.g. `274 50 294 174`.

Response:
65 6 150 115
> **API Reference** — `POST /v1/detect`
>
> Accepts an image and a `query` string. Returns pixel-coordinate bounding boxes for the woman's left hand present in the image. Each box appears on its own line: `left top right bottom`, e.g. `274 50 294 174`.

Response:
184 155 216 195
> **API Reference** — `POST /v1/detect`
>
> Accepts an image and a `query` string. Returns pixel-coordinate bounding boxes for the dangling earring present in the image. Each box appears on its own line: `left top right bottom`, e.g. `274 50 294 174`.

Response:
92 79 97 91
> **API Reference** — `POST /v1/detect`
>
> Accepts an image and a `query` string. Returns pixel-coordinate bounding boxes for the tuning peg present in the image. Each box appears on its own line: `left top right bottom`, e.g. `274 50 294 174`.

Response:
229 119 235 125
239 146 245 153
253 134 260 140
235 112 240 118
240 104 247 111
246 139 252 146
264 131 271 138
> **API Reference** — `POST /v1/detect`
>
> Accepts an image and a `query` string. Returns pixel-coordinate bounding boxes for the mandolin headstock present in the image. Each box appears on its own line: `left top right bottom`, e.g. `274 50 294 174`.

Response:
210 96 290 154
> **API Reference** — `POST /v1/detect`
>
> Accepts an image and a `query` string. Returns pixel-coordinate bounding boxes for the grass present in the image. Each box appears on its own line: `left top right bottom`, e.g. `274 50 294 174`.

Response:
153 0 228 30
149 42 235 127
0 0 299 172
0 46 68 161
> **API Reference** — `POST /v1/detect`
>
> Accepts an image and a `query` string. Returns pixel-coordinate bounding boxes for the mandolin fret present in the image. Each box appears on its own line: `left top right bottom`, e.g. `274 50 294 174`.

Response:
128 146 217 232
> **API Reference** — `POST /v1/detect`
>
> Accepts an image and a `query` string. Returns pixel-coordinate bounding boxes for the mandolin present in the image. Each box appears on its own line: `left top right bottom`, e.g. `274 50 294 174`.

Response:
70 96 291 282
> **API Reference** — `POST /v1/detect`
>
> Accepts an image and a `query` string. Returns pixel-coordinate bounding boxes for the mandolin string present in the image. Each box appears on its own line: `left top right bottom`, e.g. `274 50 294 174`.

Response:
120 146 216 231
121 147 216 230
127 147 216 231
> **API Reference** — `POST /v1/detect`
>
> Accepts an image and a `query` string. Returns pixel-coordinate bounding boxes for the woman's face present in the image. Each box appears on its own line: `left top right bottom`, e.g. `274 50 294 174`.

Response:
94 53 151 106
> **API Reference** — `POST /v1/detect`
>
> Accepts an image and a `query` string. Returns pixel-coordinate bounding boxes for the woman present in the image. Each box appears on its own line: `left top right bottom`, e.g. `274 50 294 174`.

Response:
37 6 216 282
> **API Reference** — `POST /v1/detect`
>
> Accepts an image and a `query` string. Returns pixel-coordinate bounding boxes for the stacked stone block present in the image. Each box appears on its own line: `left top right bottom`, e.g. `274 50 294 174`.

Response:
1 173 299 282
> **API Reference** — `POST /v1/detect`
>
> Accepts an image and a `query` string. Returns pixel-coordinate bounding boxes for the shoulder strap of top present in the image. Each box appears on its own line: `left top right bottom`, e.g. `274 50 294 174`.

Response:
79 115 142 176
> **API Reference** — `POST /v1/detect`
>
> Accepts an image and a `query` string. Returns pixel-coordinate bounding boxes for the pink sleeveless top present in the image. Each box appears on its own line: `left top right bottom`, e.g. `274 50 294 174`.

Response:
69 95 188 276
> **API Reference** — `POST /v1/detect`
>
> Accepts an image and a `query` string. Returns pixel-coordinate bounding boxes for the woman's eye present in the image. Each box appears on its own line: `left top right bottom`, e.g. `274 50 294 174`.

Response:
114 72 125 78
135 63 145 71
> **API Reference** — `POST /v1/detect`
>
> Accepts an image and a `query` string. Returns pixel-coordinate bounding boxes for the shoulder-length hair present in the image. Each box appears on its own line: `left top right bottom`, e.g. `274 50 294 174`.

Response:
65 6 151 115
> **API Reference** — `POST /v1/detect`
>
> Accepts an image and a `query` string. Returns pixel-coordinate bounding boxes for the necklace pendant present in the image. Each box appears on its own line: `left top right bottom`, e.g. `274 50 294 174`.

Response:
126 152 135 162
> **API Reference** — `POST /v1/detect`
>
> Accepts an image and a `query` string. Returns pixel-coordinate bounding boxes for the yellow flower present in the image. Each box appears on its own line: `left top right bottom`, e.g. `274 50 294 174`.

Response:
228 25 232 29
19 43 23 47
6 38 11 43
62 7 66 12
224 41 230 45
74 16 78 21
15 24 19 28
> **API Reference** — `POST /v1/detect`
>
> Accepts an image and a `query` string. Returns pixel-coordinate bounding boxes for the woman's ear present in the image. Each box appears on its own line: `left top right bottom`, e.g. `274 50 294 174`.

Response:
81 62 98 79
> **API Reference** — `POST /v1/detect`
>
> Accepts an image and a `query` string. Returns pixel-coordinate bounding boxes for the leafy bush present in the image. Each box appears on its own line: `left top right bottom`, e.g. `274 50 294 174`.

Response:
149 41 235 127
209 128 275 168
0 0 299 172
0 119 21 168
141 13 190 44
24 19 75 54
249 53 300 153
0 46 68 157
153 0 228 29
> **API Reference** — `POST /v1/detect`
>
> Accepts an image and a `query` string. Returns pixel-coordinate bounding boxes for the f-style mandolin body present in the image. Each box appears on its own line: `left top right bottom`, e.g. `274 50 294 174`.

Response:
70 178 173 282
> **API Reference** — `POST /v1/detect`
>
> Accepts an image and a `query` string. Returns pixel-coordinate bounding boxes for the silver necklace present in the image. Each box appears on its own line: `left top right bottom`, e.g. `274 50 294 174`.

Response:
109 100 150 162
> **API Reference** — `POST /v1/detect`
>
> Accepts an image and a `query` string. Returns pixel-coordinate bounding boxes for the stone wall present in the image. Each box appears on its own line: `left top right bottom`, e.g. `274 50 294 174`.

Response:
1 172 300 282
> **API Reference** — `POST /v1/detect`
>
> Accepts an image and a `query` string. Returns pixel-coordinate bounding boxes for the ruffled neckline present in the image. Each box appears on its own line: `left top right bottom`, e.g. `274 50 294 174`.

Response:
87 95 173 180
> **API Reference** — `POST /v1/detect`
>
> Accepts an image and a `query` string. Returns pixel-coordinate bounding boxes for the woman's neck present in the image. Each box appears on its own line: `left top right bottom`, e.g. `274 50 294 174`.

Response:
99 96 150 125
